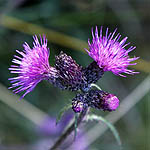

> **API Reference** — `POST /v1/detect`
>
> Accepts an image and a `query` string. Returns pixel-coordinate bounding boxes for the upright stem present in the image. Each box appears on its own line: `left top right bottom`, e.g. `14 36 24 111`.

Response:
50 108 88 150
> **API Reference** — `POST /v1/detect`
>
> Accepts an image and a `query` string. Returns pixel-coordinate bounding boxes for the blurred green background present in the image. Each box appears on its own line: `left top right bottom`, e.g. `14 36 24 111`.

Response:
0 0 149 150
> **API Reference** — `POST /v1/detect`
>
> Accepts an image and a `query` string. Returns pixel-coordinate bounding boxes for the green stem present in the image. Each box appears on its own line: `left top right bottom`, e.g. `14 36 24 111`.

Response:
90 83 102 90
49 108 88 150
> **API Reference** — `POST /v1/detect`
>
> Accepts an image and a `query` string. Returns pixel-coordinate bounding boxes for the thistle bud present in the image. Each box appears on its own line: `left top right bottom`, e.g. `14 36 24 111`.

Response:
87 90 119 111
83 61 104 86
72 90 119 112
55 52 85 91
72 93 86 113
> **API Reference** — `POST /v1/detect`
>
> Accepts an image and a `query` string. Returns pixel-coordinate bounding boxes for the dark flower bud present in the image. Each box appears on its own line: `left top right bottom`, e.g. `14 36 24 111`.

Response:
72 93 87 113
55 52 85 91
87 90 119 111
72 90 119 112
54 52 104 92
83 61 104 86
72 100 84 113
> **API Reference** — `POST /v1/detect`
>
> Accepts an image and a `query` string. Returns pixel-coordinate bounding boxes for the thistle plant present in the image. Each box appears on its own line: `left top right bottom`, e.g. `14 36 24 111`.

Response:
9 26 139 150
8 35 59 99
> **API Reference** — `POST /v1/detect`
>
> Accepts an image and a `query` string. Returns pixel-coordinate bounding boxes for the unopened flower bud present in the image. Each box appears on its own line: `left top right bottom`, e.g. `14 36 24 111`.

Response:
55 52 85 91
72 90 119 112
72 93 86 113
72 100 84 113
83 61 104 87
87 90 119 111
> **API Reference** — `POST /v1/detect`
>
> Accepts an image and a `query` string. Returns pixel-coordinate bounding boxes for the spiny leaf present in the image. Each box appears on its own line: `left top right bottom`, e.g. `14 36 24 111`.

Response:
56 104 72 125
86 114 122 148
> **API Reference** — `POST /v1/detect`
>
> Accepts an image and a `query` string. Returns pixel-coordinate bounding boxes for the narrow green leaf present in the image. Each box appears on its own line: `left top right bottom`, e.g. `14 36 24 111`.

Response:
86 114 122 148
74 112 78 141
56 104 72 125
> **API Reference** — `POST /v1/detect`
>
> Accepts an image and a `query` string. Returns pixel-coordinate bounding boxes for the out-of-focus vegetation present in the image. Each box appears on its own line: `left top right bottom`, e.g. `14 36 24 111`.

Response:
0 0 149 150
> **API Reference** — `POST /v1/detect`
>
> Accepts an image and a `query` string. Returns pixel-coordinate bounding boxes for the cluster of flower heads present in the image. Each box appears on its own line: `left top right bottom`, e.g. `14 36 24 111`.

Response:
9 26 139 112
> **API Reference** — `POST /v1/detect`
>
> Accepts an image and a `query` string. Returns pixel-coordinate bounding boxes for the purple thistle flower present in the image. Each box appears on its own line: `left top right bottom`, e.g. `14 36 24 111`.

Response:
8 35 58 99
85 26 139 77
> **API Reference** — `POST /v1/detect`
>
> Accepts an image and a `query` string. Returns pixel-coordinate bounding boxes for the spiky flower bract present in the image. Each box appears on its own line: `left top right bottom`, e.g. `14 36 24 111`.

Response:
9 35 58 99
83 61 104 86
85 26 139 77
55 52 85 91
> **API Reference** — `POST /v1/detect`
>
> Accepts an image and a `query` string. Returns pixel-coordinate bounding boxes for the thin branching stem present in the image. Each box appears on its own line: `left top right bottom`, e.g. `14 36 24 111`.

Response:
50 108 88 150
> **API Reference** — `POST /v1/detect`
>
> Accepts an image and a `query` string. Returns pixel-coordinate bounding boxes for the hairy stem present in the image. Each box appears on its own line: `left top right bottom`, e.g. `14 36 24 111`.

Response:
50 108 88 150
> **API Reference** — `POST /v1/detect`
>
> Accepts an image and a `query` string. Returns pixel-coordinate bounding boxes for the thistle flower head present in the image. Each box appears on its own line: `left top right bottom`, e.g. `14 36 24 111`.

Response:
72 90 119 112
85 26 139 77
9 35 58 98
87 90 119 111
55 52 85 91
100 92 119 111
72 93 86 113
